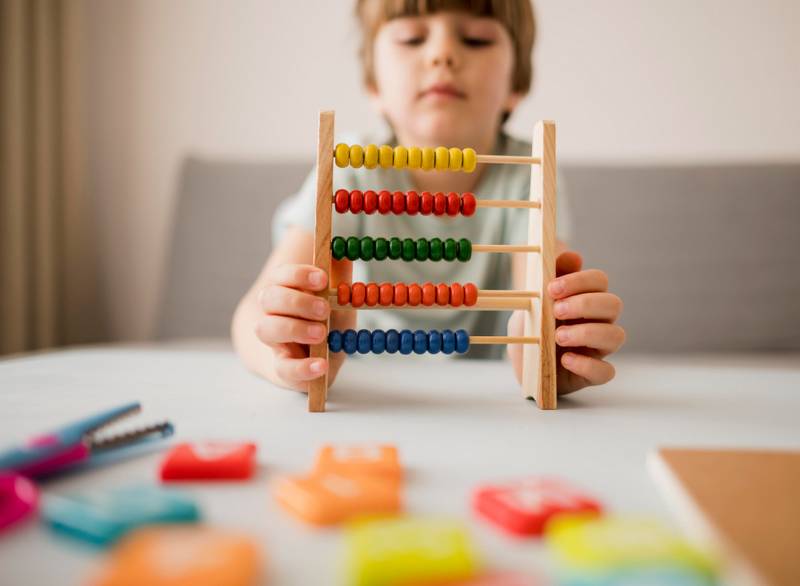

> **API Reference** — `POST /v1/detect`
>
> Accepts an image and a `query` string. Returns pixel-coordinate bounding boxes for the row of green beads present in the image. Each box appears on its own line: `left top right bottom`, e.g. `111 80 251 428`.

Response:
331 236 472 262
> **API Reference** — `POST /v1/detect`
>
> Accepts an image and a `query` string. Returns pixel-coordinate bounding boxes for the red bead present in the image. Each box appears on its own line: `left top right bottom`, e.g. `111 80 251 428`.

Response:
450 283 464 307
365 282 380 306
461 192 476 216
378 190 392 214
433 192 447 215
337 282 351 306
436 283 450 305
394 283 408 306
407 284 422 306
406 191 420 215
464 282 478 306
446 192 460 216
350 190 364 214
392 191 406 214
421 282 436 306
334 189 349 213
420 192 434 215
363 190 378 214
351 282 366 307
379 282 393 306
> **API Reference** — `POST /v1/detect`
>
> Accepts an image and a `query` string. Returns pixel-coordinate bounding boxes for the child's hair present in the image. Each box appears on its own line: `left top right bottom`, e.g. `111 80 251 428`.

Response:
355 0 536 108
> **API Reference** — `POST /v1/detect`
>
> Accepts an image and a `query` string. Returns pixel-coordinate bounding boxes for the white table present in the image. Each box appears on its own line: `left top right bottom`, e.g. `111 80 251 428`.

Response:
1 344 799 585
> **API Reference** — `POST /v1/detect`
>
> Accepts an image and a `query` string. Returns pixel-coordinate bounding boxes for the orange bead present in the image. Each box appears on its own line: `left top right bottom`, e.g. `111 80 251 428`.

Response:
446 192 460 216
349 189 364 214
334 189 349 213
422 282 436 306
433 192 447 215
394 283 408 306
436 283 450 306
379 282 393 306
408 284 422 306
337 283 351 306
450 283 464 307
351 282 366 308
464 282 478 306
365 282 380 306
392 191 406 214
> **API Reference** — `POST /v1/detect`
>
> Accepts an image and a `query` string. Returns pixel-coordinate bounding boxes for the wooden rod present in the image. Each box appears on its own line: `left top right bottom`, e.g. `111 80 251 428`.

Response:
473 244 540 254
476 154 541 166
470 335 540 345
477 199 541 209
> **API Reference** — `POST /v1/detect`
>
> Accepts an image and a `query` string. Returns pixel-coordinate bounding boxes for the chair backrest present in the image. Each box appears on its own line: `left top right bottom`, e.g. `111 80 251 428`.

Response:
158 156 800 352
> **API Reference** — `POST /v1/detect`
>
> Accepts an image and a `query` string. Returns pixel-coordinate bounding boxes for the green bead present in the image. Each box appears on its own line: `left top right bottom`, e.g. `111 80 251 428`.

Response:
443 238 457 261
457 238 472 262
331 236 346 260
429 238 443 261
389 237 402 260
401 238 416 262
415 238 429 261
346 236 360 261
374 237 388 260
360 236 374 261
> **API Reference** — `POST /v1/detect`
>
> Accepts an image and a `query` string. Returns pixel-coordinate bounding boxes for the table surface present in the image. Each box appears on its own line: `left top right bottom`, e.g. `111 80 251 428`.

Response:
1 343 799 586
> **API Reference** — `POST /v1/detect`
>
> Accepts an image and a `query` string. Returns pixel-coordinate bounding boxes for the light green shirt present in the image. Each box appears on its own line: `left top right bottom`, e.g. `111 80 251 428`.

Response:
272 131 572 358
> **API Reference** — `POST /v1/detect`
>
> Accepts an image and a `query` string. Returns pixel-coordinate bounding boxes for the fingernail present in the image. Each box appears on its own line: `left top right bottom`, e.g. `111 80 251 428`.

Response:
310 360 325 374
556 328 570 343
309 271 325 287
307 324 325 339
563 353 574 366
554 300 568 317
313 300 327 317
549 279 564 295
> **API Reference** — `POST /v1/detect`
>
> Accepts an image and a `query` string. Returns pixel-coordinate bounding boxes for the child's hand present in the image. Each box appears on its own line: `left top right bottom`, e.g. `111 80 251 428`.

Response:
254 259 355 392
507 250 625 395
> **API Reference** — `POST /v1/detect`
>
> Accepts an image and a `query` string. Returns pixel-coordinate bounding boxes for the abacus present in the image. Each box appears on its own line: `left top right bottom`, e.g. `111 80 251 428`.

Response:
309 111 556 412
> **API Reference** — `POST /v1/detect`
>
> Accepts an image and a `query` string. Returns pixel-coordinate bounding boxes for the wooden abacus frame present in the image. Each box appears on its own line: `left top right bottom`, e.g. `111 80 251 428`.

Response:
309 111 556 412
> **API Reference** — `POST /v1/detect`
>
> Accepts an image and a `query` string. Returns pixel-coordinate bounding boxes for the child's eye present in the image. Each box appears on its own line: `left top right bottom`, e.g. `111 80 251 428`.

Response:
398 37 425 46
462 37 493 47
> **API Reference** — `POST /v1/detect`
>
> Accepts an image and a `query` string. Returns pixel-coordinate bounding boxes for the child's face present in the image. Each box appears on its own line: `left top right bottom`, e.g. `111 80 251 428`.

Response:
368 11 523 147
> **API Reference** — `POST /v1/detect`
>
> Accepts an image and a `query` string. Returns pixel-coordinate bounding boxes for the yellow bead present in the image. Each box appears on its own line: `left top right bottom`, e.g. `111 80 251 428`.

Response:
448 147 462 171
349 144 364 168
335 143 350 168
379 145 394 169
435 146 449 171
393 146 408 169
364 144 379 169
408 147 422 169
462 148 477 173
421 147 435 171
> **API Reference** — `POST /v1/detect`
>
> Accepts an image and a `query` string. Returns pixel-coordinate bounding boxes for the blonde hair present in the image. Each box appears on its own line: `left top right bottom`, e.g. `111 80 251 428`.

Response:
355 0 536 97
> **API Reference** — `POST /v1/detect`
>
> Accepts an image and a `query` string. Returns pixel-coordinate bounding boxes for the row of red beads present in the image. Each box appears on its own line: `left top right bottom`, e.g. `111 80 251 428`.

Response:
337 281 479 308
333 190 477 217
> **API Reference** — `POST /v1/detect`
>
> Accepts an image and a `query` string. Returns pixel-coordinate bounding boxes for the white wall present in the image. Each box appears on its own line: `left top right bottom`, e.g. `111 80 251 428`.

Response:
84 0 800 341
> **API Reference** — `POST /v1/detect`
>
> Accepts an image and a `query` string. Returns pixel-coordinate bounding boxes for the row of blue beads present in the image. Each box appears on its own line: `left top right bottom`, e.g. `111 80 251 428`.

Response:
328 329 469 355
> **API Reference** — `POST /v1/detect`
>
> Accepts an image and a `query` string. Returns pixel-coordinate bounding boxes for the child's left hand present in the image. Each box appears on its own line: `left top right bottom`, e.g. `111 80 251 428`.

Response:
507 250 625 395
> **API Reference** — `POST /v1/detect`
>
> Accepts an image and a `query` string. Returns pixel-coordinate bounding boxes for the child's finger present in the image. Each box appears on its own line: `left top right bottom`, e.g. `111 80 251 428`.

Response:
548 269 608 299
555 322 626 354
258 285 329 321
274 356 328 389
267 264 328 291
254 315 327 345
561 352 616 386
553 292 623 322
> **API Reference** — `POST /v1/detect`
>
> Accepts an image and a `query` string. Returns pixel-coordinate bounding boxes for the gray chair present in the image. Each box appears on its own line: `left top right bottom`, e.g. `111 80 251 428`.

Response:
158 157 800 353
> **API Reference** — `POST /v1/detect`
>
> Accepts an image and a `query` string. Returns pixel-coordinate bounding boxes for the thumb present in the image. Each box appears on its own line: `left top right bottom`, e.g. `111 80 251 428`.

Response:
556 250 582 277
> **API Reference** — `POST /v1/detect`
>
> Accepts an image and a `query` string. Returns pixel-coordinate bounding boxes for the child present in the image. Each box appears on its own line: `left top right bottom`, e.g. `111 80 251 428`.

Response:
232 0 625 396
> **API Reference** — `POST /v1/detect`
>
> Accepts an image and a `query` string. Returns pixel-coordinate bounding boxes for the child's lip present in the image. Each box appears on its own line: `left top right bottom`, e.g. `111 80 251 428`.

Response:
420 84 466 99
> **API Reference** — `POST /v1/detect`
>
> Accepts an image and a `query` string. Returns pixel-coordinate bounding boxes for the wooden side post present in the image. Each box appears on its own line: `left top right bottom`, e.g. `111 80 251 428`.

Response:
522 121 557 409
308 111 334 412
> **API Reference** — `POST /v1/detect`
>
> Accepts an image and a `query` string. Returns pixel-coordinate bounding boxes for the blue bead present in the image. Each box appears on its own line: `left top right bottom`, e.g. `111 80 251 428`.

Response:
399 330 414 355
413 330 427 354
455 329 470 354
328 330 343 353
372 330 386 354
385 329 400 354
357 329 372 354
441 329 455 354
428 330 442 354
343 329 358 355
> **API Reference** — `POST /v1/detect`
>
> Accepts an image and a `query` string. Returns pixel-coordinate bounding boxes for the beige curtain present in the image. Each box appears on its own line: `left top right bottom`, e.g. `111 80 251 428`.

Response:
0 0 105 355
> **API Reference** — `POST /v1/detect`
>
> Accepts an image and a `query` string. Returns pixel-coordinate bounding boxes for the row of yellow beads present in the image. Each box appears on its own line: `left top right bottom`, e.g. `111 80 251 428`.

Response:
334 143 477 173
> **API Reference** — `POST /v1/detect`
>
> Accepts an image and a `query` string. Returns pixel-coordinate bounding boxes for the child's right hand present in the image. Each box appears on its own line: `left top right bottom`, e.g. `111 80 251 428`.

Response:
253 260 354 392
